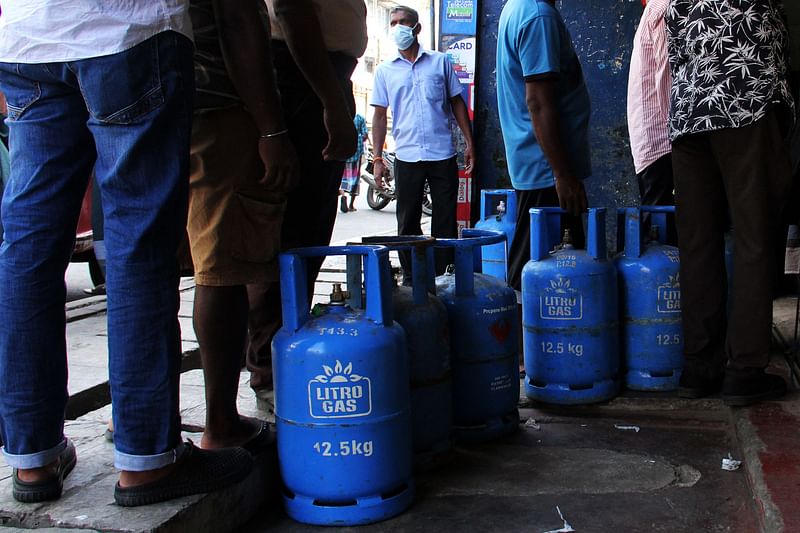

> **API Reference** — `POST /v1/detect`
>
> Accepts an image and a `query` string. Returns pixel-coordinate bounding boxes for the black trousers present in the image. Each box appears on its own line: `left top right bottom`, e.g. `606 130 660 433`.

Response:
637 152 678 245
507 186 585 291
394 157 458 278
246 43 356 389
672 110 793 374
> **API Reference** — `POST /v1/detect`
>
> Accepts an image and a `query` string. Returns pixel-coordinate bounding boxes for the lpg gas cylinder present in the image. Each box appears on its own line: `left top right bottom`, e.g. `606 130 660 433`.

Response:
358 236 452 469
436 228 520 442
616 207 682 391
474 189 517 281
522 208 619 404
272 245 414 526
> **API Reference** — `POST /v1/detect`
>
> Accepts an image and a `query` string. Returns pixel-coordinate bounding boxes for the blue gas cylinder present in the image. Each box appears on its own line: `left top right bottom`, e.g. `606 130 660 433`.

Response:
615 207 683 391
358 236 452 469
474 189 517 281
436 229 520 442
272 245 414 526
522 208 619 404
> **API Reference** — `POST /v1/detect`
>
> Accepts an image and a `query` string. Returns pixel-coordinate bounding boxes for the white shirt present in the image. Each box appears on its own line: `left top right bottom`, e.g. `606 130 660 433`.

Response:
0 0 193 63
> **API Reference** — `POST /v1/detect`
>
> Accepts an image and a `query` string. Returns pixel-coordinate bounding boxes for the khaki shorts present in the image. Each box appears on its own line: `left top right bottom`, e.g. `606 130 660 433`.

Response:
187 106 286 286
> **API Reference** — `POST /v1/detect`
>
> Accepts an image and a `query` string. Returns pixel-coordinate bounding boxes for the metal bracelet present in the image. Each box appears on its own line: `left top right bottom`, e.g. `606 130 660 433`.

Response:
259 128 289 139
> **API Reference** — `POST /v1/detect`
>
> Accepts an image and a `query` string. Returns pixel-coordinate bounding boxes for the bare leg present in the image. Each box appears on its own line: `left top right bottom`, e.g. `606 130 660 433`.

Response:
118 464 177 488
194 285 260 449
16 462 63 483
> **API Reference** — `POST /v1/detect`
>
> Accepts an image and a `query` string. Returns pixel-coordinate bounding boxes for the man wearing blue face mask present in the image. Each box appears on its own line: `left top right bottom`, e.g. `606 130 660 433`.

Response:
372 5 474 281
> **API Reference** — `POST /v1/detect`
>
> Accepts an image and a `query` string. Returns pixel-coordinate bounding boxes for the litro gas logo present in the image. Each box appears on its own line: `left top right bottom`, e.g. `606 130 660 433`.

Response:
540 277 582 320
657 274 681 313
308 360 372 418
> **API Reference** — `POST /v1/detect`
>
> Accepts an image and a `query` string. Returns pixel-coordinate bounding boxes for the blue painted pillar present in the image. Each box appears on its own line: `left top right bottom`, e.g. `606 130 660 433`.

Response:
475 0 642 212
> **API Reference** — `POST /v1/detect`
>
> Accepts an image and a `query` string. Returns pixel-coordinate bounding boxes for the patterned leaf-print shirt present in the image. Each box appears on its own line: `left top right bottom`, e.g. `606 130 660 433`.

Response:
666 0 794 141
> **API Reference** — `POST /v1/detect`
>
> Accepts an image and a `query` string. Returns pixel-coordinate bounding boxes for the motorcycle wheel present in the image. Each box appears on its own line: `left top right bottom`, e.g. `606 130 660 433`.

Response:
366 185 393 211
422 182 433 217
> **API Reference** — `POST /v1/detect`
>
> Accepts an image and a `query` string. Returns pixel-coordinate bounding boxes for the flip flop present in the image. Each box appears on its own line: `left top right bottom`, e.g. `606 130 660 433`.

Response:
114 441 253 507
12 438 77 503
242 422 274 456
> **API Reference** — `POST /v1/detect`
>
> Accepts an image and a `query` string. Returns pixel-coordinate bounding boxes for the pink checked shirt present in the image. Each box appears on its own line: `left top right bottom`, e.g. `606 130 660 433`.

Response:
627 0 671 174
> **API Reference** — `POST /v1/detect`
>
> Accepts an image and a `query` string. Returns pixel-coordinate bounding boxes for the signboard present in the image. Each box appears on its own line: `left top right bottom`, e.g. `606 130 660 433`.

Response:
441 0 477 35
446 37 476 85
441 4 479 229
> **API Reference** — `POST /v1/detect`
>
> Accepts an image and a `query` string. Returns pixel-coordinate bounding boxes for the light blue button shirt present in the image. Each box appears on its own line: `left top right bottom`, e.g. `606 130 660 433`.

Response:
371 47 463 162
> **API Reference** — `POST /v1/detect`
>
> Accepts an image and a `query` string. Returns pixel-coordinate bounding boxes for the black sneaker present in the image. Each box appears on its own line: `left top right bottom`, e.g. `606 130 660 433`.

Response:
677 369 723 399
721 368 787 407
114 441 253 507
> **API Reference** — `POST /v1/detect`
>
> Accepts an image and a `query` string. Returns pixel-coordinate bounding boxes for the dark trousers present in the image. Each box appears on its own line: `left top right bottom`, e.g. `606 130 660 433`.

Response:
672 110 793 374
395 157 458 278
507 186 585 291
246 43 356 389
637 152 677 245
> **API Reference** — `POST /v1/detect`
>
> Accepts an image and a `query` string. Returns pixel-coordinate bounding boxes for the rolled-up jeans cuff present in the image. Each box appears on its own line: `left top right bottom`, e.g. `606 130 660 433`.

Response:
115 442 184 471
3 437 66 469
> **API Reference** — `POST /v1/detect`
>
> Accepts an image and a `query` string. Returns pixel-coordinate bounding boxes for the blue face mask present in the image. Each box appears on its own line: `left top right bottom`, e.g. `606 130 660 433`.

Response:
391 23 417 50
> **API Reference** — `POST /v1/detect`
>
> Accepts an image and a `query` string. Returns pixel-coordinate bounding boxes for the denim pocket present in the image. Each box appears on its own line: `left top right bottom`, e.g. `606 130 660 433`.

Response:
0 64 42 121
78 36 166 124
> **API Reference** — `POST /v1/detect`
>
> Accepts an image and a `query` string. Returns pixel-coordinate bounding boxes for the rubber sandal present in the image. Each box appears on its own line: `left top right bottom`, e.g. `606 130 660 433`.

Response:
113 441 253 507
12 438 77 503
242 422 274 456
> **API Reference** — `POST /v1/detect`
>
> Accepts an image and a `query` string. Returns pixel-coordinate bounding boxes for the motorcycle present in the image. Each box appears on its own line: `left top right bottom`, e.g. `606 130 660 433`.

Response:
361 149 433 216
73 180 106 290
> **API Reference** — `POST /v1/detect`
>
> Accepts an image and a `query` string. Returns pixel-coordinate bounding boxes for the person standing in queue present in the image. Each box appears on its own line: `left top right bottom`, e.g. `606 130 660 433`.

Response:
371 5 475 283
496 0 591 294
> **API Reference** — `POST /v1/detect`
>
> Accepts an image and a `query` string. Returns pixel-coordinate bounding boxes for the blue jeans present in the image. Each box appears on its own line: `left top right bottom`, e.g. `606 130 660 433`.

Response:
0 31 194 471
0 138 7 240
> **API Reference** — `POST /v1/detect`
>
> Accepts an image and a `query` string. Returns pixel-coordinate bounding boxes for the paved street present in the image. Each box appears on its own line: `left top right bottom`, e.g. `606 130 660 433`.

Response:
65 262 96 303
330 189 401 245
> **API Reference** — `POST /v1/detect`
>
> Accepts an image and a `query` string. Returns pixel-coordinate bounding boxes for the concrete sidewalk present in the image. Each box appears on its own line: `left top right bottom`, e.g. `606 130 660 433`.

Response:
2 221 800 530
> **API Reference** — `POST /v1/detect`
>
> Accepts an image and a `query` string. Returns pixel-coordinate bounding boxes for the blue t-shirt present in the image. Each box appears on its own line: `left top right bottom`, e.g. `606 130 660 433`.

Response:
496 0 591 190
